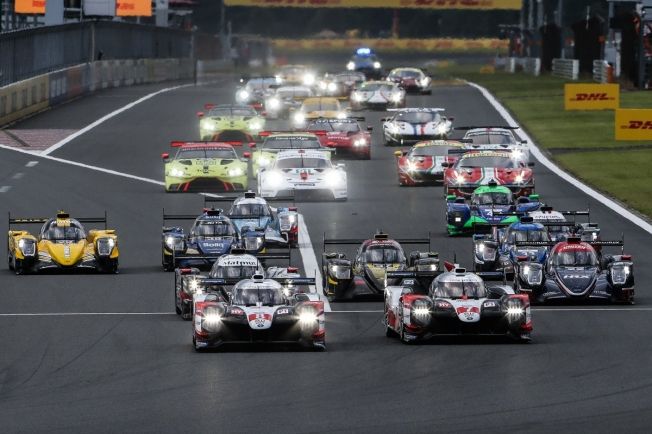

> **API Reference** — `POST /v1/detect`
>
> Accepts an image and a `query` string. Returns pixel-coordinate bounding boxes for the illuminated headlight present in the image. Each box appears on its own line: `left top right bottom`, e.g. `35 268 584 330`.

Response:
275 75 283 83
165 235 184 251
327 82 337 92
415 263 438 272
202 310 222 331
390 92 402 102
96 238 115 256
507 306 524 316
406 160 417 172
325 170 345 188
17 238 35 256
293 112 305 124
283 287 292 297
249 120 263 131
346 61 355 71
386 123 399 134
319 81 327 90
515 173 524 184
476 243 496 261
611 265 630 285
456 174 465 185
244 236 264 251
352 92 364 102
188 278 201 293
419 77 429 87
266 97 281 110
373 61 381 69
278 214 297 231
328 264 351 279
454 216 462 223
435 124 449 135
520 264 542 285
413 306 430 317
228 167 244 177
411 299 431 325
258 157 271 168
511 149 524 160
200 119 216 131
354 138 367 147
236 89 250 102
266 170 284 188
169 168 186 178
591 232 598 241
302 73 316 86
299 310 318 325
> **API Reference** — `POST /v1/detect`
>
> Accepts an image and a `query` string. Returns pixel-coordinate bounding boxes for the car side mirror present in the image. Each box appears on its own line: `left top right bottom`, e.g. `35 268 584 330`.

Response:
243 152 251 159
527 162 535 167
197 111 204 118
441 162 450 168
448 116 455 122
394 150 402 157
161 152 169 160
367 126 373 132
248 142 256 148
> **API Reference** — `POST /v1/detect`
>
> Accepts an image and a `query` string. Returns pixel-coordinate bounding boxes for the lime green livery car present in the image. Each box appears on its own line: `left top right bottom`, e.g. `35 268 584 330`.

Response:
250 132 327 176
197 104 265 141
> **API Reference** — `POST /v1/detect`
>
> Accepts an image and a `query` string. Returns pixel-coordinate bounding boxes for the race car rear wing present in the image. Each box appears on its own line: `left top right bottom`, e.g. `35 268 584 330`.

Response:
387 108 445 112
172 251 292 267
323 234 431 250
170 140 246 147
162 208 224 224
515 237 624 253
9 211 108 229
203 195 299 207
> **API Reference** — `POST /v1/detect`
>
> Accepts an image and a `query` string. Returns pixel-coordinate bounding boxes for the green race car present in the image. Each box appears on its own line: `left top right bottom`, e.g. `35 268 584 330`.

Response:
162 141 250 192
250 131 328 176
197 104 265 141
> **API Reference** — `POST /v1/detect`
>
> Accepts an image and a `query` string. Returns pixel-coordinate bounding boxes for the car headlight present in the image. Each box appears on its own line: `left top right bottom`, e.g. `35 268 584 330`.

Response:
327 82 337 92
266 97 281 110
202 309 222 331
249 120 263 131
354 138 367 147
346 61 355 71
328 264 351 279
18 238 36 256
435 124 449 135
200 119 216 131
278 214 297 231
258 157 271 168
325 169 345 188
169 168 187 178
611 265 630 285
266 170 284 188
228 167 244 177
373 61 381 69
506 306 524 316
386 123 399 134
302 73 316 86
410 299 431 326
336 112 347 120
520 263 542 286
511 149 524 160
299 310 318 326
274 75 283 84
96 237 115 256
243 236 264 251
165 235 184 251
319 81 327 90
236 89 250 102
406 160 417 172
419 77 429 87
293 112 305 124
515 173 524 184
591 232 598 241
475 243 496 261
391 92 402 102
456 174 465 185
415 263 438 272
352 92 364 102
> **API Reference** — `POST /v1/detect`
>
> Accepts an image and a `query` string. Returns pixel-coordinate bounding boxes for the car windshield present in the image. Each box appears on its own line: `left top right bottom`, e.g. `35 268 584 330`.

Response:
232 286 285 306
208 107 256 117
457 156 518 168
411 145 455 157
176 148 236 159
365 245 405 264
473 192 511 205
275 157 330 169
553 249 598 266
213 265 261 279
230 203 271 217
246 78 277 89
303 101 339 112
467 132 516 145
43 222 85 241
193 221 236 237
277 88 312 98
335 73 363 83
507 229 550 243
393 70 421 78
434 279 487 299
396 112 439 123
307 120 359 133
360 83 393 92
263 137 321 149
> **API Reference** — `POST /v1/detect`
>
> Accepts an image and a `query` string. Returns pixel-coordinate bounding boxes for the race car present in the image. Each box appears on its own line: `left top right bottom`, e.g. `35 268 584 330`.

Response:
258 149 347 201
317 71 365 97
529 207 592 242
250 131 326 176
161 208 242 271
162 141 249 192
7 211 119 274
205 191 300 248
383 108 453 146
235 76 282 107
513 237 634 304
321 232 437 301
350 81 405 111
445 182 542 236
346 47 383 79
443 150 535 198
192 274 325 351
292 97 347 127
386 67 432 94
307 118 372 160
384 267 532 343
394 140 466 186
275 64 317 87
197 104 265 141
263 85 313 120
458 126 529 162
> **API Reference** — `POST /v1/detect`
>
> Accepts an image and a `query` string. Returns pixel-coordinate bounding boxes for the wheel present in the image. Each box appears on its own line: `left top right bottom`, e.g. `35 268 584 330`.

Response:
175 304 182 315
398 309 412 344
7 250 13 270
13 257 24 275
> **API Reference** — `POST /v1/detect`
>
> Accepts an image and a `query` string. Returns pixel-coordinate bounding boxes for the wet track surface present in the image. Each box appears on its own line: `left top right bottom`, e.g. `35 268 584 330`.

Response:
1 71 652 433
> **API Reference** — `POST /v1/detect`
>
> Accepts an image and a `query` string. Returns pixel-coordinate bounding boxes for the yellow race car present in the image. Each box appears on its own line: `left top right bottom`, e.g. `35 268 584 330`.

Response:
292 97 347 127
197 104 265 141
250 131 327 176
7 211 119 274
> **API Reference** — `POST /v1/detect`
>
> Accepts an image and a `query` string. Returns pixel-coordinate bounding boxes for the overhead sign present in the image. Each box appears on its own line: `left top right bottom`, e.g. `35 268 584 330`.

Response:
15 0 46 14
116 0 152 16
564 83 620 111
224 0 521 9
615 109 652 141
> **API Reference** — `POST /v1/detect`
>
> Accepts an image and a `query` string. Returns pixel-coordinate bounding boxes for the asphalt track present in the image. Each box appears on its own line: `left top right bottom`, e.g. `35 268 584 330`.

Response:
1 69 652 433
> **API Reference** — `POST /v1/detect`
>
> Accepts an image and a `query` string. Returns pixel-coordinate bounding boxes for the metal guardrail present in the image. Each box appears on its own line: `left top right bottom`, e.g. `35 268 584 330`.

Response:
0 21 192 87
505 57 540 76
552 58 579 81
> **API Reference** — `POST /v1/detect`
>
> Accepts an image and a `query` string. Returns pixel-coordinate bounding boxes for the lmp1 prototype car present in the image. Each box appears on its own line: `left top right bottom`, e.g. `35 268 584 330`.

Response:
386 67 432 94
8 211 119 274
192 274 325 351
382 108 453 146
346 47 383 79
275 64 317 87
384 267 532 343
162 141 249 192
349 81 405 111
458 126 529 162
307 118 372 160
513 237 634 304
292 97 346 127
258 149 347 201
443 150 535 198
317 72 366 97
394 140 466 185
322 232 438 301
197 104 265 141
263 85 314 120
235 76 281 107
251 131 326 176
445 183 542 236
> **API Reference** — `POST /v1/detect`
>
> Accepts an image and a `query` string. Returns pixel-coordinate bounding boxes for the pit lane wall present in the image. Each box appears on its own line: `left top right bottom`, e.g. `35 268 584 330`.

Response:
272 38 508 54
0 58 193 126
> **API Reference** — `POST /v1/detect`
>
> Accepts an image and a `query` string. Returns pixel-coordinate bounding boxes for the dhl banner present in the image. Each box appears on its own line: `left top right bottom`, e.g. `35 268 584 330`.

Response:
273 38 508 53
615 109 652 141
564 83 620 111
116 0 152 16
225 0 521 9
15 0 46 14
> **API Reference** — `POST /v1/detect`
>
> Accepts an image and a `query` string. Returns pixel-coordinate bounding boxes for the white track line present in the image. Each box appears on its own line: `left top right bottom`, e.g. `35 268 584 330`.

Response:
298 214 331 312
467 81 652 235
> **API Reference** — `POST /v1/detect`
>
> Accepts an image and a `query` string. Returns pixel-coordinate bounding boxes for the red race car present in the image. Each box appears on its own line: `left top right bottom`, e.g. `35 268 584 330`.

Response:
394 139 466 186
443 150 535 198
306 117 372 160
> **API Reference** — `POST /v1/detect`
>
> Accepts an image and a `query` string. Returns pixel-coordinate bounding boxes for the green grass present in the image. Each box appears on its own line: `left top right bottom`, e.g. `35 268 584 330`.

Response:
435 64 652 217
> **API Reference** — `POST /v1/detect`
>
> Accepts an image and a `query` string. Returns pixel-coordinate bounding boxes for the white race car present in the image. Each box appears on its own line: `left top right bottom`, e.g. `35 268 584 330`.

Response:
257 149 347 201
263 85 313 120
384 267 532 343
350 81 405 111
382 108 453 146
459 126 530 162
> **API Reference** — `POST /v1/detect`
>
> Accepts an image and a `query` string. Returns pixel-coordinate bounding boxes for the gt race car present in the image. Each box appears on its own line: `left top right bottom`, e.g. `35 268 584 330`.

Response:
346 47 383 79
250 131 326 176
197 104 265 141
318 72 365 97
192 274 325 351
445 183 542 236
8 211 119 274
350 81 405 111
322 232 438 301
263 85 313 120
162 141 249 192
458 126 529 162
383 108 453 146
386 67 432 94
258 149 347 201
307 118 372 160
384 267 532 343
275 64 317 87
394 140 466 186
235 76 282 107
443 150 535 198
292 97 347 127
513 237 634 304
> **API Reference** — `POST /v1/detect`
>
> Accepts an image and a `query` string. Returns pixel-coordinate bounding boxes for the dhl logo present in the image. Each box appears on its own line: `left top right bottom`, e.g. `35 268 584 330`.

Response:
32 0 45 6
621 120 652 130
570 93 615 101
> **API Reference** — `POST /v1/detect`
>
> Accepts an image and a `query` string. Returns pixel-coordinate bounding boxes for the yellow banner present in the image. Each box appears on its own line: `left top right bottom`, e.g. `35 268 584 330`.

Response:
615 109 652 141
225 0 521 10
564 83 620 111
272 38 507 52
116 0 152 16
15 0 46 14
